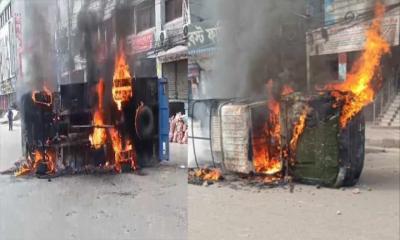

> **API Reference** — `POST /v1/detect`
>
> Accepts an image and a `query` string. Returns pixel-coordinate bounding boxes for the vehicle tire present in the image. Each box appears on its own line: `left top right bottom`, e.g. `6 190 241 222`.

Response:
135 105 154 140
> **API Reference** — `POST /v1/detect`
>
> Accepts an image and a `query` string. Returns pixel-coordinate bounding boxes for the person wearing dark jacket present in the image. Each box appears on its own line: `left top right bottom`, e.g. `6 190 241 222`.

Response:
7 109 13 131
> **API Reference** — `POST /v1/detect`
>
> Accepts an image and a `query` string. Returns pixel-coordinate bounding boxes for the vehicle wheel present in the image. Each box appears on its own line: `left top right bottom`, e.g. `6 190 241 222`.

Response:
135 105 154 140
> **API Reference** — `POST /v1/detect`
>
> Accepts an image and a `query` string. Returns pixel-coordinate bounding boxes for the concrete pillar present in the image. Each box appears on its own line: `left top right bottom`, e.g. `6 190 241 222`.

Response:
155 0 165 36
155 0 165 79
338 52 347 82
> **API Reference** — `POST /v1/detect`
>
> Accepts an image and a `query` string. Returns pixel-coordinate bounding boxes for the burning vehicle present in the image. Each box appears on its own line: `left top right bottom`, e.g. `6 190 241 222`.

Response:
16 51 169 177
189 1 390 188
280 92 365 187
190 88 367 188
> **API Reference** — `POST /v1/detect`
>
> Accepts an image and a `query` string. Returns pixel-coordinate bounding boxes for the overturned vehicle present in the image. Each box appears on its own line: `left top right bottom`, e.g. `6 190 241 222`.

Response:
17 70 169 177
189 90 365 188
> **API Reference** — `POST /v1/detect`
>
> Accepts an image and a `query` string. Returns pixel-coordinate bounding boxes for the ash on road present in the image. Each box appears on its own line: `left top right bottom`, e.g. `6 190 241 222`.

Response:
189 148 400 240
0 122 188 240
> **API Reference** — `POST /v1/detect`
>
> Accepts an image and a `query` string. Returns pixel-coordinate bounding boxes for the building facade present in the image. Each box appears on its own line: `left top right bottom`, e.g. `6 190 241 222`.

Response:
0 0 15 110
0 0 58 111
307 0 400 123
188 0 312 100
56 0 189 115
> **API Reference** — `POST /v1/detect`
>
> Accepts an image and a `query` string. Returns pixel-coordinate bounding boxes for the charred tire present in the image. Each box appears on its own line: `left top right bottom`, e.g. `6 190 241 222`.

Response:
341 114 365 187
342 155 364 187
135 105 154 140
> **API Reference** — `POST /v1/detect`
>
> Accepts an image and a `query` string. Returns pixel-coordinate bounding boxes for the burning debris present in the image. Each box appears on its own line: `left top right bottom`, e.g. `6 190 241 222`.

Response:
188 168 223 185
15 149 56 177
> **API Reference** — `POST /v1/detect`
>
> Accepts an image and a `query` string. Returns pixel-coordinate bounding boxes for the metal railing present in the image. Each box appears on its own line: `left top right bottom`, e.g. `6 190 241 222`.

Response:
369 67 400 124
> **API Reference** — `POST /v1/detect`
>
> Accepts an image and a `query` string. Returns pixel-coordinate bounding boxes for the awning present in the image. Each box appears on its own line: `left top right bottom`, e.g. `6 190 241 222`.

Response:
156 45 188 63
188 46 217 58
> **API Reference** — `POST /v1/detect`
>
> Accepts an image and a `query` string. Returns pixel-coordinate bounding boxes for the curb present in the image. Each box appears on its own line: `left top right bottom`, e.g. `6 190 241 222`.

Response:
366 138 400 149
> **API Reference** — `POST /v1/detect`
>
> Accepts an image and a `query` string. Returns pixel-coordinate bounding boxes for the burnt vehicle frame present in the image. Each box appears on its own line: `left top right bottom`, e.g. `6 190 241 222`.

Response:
20 78 170 175
189 92 365 188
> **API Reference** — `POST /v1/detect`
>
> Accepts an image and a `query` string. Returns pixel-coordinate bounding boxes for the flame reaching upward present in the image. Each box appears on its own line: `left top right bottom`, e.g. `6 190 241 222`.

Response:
97 78 105 110
289 109 308 165
325 1 390 128
253 80 283 175
109 128 137 173
112 49 133 111
90 79 107 149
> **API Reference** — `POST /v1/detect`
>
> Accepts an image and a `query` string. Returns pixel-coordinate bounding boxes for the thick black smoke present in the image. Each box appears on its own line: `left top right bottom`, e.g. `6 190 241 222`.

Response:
206 0 304 98
17 0 58 98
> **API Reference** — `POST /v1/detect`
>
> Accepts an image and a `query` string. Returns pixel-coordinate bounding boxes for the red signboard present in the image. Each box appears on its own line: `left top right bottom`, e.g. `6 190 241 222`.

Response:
127 32 154 55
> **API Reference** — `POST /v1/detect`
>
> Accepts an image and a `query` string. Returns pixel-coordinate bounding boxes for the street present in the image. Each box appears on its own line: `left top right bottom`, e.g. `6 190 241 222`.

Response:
0 122 188 240
0 120 22 172
188 145 400 240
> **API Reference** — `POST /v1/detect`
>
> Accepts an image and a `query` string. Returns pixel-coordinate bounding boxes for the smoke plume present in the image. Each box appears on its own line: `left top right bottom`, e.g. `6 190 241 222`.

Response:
17 0 57 98
206 0 297 98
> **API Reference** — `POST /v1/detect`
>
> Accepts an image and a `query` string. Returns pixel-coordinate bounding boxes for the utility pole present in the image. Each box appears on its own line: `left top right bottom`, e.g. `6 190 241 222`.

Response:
306 34 311 92
67 0 72 84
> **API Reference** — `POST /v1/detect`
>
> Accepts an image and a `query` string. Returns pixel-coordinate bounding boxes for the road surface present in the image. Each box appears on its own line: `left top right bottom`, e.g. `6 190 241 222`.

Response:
188 148 400 240
0 121 188 240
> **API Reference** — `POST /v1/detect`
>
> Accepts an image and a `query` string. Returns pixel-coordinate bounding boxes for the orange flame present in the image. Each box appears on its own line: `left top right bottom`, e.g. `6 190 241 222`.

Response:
253 80 282 175
89 79 107 149
15 149 57 176
112 49 133 111
109 128 137 173
195 168 222 181
325 1 390 128
31 86 53 107
281 84 294 96
289 109 308 165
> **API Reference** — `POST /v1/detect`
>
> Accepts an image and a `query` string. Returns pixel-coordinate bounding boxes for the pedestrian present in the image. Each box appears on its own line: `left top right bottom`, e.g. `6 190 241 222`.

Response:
7 108 13 131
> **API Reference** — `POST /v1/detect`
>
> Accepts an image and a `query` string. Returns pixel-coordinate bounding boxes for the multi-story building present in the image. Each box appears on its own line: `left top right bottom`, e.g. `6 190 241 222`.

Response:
0 0 189 113
0 0 15 110
188 0 312 99
0 0 57 111
56 0 189 114
308 0 400 125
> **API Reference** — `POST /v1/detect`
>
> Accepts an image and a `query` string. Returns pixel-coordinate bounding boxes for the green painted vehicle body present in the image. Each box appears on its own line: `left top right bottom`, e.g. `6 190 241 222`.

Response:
281 92 365 188
293 115 340 186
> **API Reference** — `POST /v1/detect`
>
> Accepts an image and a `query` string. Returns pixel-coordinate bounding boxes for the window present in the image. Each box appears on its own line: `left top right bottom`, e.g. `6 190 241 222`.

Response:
165 0 183 22
136 1 155 33
0 4 12 28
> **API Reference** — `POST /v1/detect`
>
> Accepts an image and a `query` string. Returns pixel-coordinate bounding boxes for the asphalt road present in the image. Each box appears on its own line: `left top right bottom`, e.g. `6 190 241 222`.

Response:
0 121 188 240
1 121 399 240
188 148 400 240
0 120 22 172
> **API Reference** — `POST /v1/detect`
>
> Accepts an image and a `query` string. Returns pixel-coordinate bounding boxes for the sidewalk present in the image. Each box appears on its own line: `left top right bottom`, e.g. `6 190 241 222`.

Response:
0 120 22 172
366 124 400 148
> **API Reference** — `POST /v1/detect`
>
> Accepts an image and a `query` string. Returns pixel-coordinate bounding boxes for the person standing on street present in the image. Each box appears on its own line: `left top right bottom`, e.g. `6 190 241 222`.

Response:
7 108 13 131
